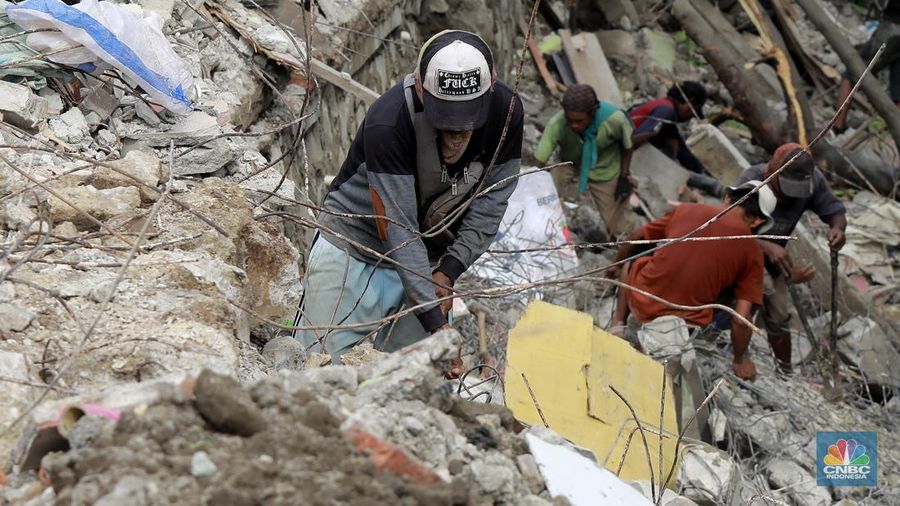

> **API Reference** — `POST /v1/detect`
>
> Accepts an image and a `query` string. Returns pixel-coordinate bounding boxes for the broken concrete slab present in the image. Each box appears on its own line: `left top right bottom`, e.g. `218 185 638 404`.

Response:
134 99 161 127
0 282 14 303
190 451 219 477
79 86 120 126
48 185 141 229
0 302 36 334
91 150 165 201
0 81 49 130
631 144 691 218
262 335 306 370
560 29 623 106
0 350 33 466
686 124 750 186
302 352 332 369
766 459 831 506
595 30 637 64
340 346 388 367
596 0 640 30
735 410 791 452
640 28 677 74
194 369 268 437
172 138 237 176
122 111 222 146
4 199 38 231
515 453 545 495
838 316 900 389
49 108 91 145
679 444 741 505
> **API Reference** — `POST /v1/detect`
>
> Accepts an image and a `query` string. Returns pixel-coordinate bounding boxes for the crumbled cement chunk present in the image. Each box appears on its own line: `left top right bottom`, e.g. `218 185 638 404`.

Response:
49 108 91 145
0 81 49 129
48 185 141 228
766 459 832 506
194 369 267 436
262 335 307 370
0 303 36 333
190 451 218 477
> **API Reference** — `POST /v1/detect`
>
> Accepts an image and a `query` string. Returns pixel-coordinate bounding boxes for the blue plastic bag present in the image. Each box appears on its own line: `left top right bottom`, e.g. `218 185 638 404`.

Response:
7 0 194 114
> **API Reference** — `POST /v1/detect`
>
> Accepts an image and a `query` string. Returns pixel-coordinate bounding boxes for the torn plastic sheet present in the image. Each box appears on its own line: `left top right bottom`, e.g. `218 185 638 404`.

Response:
470 169 579 290
7 0 194 113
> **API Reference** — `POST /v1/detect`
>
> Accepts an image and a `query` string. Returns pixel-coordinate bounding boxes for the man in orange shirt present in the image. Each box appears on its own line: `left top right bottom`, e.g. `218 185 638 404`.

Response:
610 181 776 381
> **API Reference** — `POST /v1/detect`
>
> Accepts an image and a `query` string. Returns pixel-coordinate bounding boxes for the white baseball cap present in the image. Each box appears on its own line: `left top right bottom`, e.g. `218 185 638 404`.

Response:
728 180 777 234
417 30 494 131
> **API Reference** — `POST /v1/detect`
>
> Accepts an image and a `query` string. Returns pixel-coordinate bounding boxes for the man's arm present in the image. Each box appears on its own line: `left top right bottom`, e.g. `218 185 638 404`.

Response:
365 126 447 333
631 105 675 145
613 226 645 266
827 213 847 251
620 148 633 178
532 112 561 165
730 299 758 381
809 170 847 251
757 238 791 273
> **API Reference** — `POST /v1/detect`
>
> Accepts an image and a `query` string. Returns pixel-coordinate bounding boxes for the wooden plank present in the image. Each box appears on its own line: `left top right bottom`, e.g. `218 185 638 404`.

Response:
309 59 379 105
739 0 810 144
559 29 623 106
770 0 841 86
517 16 562 96
207 2 379 105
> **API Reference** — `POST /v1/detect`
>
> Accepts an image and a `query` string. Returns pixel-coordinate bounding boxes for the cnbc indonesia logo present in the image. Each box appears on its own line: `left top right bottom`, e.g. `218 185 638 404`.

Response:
823 439 870 476
817 433 877 487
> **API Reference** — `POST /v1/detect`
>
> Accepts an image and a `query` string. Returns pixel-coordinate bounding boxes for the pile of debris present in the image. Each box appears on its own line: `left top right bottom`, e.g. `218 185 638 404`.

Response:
1 0 899 503
3 331 702 505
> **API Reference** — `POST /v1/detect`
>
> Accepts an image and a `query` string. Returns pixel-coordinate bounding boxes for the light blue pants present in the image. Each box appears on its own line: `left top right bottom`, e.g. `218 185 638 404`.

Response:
291 236 428 362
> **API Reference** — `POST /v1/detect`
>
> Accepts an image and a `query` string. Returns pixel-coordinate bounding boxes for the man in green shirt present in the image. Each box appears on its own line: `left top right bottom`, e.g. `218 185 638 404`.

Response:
534 84 637 237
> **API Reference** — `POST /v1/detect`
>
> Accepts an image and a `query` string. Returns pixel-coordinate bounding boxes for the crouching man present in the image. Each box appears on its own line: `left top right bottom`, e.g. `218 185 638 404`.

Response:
610 181 777 381
291 30 524 362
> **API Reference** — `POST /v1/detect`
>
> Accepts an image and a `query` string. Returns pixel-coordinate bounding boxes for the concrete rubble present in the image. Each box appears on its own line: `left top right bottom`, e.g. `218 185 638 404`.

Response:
0 0 899 503
2 331 580 504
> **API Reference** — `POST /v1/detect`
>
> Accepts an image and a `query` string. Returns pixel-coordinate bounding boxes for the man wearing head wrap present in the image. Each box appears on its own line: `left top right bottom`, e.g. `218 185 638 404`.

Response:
290 30 524 364
734 143 847 372
630 81 725 198
534 84 638 237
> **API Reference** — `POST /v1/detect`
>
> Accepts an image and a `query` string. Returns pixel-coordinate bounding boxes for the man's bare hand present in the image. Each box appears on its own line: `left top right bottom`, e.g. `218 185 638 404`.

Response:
433 271 453 316
827 227 846 251
761 241 791 273
732 354 757 381
605 264 622 280
790 263 815 284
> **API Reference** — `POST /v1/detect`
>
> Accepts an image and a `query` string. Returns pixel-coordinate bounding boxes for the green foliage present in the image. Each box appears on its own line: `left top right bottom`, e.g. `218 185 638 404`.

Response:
674 30 707 68
868 115 888 139
832 188 859 199
722 119 751 133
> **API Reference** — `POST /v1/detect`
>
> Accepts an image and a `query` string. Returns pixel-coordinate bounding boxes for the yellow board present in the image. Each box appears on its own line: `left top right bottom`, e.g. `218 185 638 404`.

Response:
505 301 680 484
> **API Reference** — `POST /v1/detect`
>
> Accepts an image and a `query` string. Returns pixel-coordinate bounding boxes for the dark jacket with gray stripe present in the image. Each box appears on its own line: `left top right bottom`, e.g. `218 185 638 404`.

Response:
318 76 524 331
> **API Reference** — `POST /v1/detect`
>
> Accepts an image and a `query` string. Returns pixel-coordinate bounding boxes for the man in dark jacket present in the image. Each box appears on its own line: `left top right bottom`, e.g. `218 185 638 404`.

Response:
291 30 524 362
734 143 847 371
630 81 725 197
